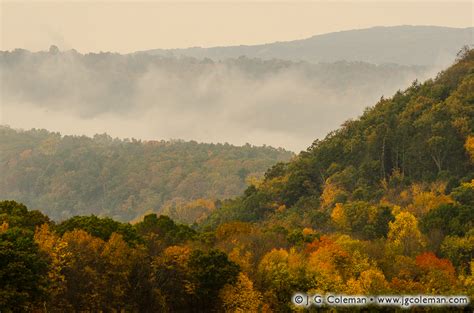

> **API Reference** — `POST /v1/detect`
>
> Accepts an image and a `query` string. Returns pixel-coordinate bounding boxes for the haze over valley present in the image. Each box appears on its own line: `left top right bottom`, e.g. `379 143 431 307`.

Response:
2 26 472 152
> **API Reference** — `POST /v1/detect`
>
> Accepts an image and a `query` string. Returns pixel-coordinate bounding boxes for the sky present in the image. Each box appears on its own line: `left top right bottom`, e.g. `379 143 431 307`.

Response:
1 1 473 53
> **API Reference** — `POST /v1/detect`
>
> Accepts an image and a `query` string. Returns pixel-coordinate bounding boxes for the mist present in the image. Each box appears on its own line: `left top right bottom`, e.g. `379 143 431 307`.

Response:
1 49 439 152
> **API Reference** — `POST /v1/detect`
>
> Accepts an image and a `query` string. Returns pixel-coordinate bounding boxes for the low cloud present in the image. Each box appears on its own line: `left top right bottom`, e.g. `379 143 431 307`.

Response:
1 51 440 151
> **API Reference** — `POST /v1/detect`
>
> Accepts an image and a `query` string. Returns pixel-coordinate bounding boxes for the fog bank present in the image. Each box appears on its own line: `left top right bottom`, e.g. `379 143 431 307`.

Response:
1 50 439 151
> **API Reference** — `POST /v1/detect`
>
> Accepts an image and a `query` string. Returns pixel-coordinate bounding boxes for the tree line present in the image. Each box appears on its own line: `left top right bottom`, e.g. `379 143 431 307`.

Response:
0 127 292 221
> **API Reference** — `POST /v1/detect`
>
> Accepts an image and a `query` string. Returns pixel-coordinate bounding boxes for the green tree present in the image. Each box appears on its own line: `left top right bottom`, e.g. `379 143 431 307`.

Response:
440 233 474 270
0 200 50 231
135 214 196 246
56 215 141 245
188 249 240 311
0 227 49 311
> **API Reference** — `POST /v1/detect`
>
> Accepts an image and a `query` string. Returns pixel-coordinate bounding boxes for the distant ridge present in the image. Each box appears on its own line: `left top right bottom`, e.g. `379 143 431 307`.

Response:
140 26 473 66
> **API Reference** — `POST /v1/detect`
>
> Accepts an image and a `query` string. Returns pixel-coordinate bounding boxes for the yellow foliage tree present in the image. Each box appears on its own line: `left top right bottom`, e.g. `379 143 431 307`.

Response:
465 135 474 162
0 221 8 233
228 245 253 274
330 203 348 231
258 249 290 286
152 245 195 298
34 224 72 311
306 237 353 293
346 269 390 295
406 182 453 216
61 229 106 311
219 273 263 312
258 248 305 310
162 198 216 224
387 211 426 257
321 181 346 209
216 222 253 241
100 233 136 309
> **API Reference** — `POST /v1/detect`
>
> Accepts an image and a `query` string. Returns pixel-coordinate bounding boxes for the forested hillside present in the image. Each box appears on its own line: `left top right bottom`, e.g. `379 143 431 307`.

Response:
205 48 474 228
1 50 473 312
0 127 292 221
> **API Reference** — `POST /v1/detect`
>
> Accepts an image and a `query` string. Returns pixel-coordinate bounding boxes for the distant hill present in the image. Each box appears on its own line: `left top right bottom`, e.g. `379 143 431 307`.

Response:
141 26 473 66
0 126 293 221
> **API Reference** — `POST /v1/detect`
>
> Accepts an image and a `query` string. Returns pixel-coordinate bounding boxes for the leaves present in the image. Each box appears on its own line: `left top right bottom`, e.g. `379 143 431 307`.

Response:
387 211 426 257
1 49 474 311
0 126 292 221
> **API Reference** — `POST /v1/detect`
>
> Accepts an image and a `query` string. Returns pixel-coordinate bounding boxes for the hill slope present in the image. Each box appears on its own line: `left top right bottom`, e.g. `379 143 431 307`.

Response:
142 26 473 66
0 127 293 221
205 48 474 227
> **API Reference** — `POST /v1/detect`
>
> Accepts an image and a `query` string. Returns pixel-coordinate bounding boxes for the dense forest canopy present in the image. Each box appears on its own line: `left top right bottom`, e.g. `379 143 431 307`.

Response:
1 49 473 312
0 127 292 221
203 48 474 228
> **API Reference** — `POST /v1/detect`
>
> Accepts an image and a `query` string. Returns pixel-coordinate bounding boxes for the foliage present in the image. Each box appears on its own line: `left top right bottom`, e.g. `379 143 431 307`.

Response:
440 233 474 270
219 272 263 312
421 182 474 238
134 214 196 246
0 50 473 311
387 211 426 257
205 49 474 229
55 215 141 245
0 226 49 311
188 249 240 311
331 201 394 239
0 200 50 231
0 127 292 221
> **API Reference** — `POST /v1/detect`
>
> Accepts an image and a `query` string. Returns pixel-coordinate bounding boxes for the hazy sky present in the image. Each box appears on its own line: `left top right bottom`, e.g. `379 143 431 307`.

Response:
1 1 473 53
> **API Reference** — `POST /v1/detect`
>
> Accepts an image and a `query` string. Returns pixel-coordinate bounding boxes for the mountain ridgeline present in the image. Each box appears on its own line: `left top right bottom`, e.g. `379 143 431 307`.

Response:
142 26 473 66
0 128 292 221
204 48 474 227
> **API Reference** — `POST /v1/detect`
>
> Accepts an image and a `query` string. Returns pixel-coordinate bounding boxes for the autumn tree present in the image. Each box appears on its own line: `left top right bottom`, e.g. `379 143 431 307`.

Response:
406 182 453 217
415 252 456 293
56 215 141 245
421 182 474 239
331 201 394 239
258 248 307 311
440 232 474 270
151 245 194 311
34 224 72 311
219 273 263 312
387 211 426 257
465 135 474 162
346 268 390 294
61 229 106 311
100 233 138 311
